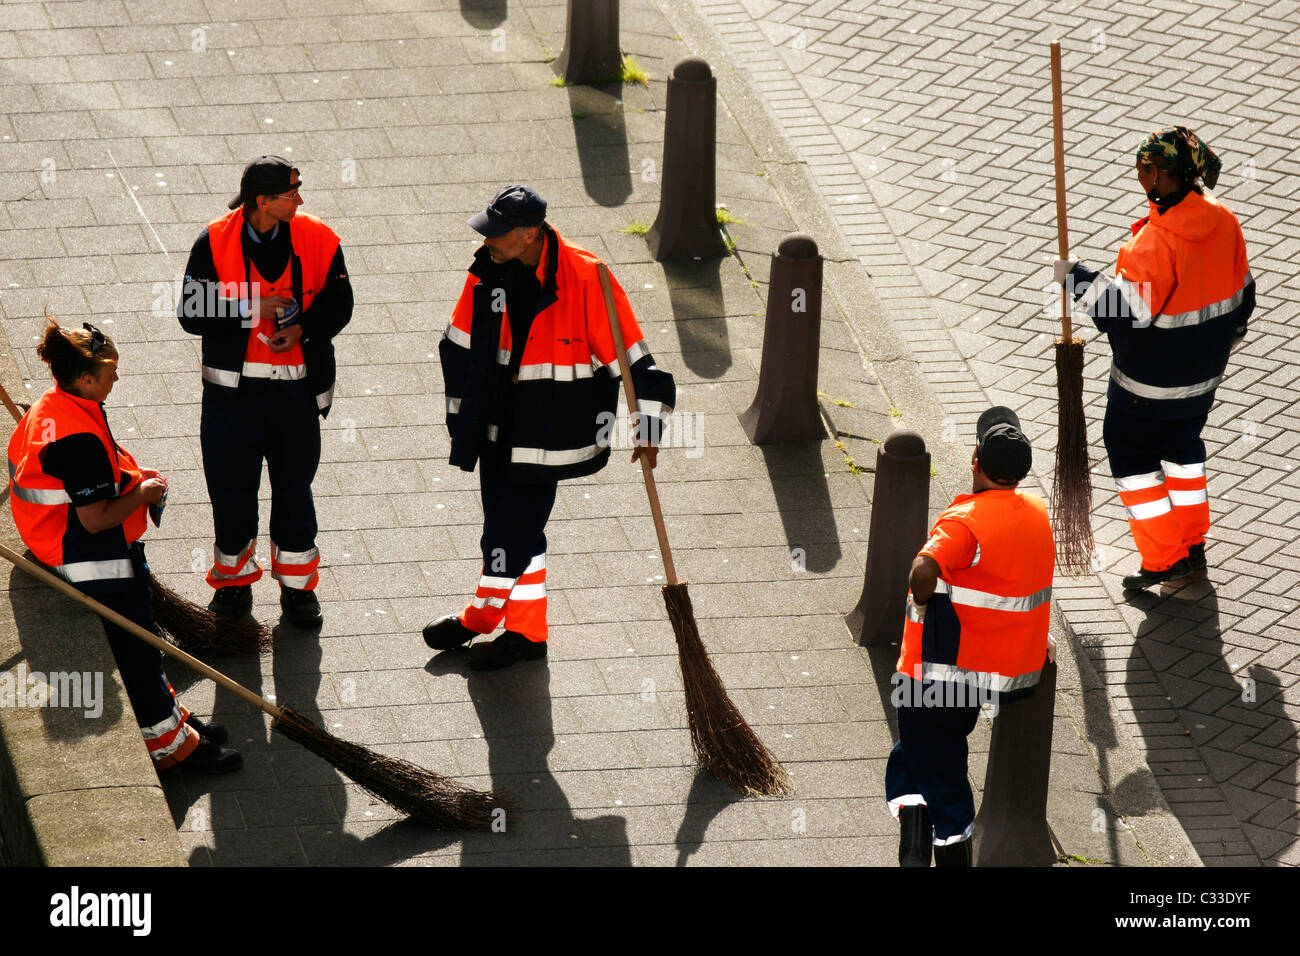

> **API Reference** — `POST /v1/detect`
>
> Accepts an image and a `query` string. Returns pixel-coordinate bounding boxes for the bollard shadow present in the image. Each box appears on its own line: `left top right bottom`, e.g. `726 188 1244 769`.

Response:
462 656 632 866
758 442 841 573
6 564 128 740
459 0 506 29
1124 581 1299 864
673 767 745 865
567 86 632 207
662 259 730 377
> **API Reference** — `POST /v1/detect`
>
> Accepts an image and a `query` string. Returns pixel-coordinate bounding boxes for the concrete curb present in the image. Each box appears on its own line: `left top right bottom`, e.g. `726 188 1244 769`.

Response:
0 324 184 867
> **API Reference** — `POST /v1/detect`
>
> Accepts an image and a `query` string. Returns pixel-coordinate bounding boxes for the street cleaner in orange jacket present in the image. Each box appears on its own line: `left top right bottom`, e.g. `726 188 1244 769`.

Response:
1055 127 1253 589
886 407 1053 866
8 320 241 772
423 185 677 670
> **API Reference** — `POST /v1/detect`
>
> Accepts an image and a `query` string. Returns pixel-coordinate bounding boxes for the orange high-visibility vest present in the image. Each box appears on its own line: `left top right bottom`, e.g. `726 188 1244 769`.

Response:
897 489 1054 695
205 208 339 383
8 386 146 583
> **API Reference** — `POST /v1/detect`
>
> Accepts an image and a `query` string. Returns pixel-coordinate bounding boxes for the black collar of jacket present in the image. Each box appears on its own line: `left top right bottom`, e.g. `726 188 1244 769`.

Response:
468 224 559 312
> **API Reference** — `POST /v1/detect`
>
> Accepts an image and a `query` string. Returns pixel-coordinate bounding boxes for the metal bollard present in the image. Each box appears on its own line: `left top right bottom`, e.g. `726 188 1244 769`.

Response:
554 0 621 86
739 234 826 444
972 656 1058 866
844 432 930 646
646 58 729 261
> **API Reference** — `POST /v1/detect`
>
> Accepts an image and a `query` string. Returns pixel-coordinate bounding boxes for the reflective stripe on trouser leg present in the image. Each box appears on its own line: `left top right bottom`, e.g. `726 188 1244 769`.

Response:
503 553 547 642
144 700 201 768
1115 471 1185 572
207 537 262 588
272 543 320 591
1163 460 1209 550
460 570 516 634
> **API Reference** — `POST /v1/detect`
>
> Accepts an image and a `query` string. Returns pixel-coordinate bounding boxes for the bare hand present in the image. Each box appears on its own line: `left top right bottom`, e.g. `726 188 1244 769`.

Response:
257 295 296 321
631 442 659 469
138 476 167 505
268 324 304 352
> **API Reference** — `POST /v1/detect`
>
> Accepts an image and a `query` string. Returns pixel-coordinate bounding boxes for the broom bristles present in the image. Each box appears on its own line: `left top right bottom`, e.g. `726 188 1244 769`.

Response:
150 575 273 657
663 583 793 798
272 705 503 829
1052 338 1095 575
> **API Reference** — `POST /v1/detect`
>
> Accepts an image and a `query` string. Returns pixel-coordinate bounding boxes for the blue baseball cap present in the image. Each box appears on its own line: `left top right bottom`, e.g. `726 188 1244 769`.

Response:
467 185 547 238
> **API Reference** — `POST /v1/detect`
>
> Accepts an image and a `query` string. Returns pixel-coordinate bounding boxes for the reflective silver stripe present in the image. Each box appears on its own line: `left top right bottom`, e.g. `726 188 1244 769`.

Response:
446 396 462 414
272 545 319 566
316 384 335 411
970 544 980 568
1079 273 1110 313
58 558 134 583
1113 274 1154 326
523 553 545 574
637 399 672 420
626 340 650 363
274 570 316 589
140 701 184 740
921 662 1042 694
471 595 508 609
931 578 1051 613
242 361 307 381
11 482 72 505
1153 274 1253 329
495 349 510 366
509 582 546 601
511 443 604 467
486 424 499 442
905 598 924 623
149 724 195 760
1110 363 1221 401
516 362 594 382
1169 488 1208 506
444 324 471 348
1163 461 1205 479
1115 471 1164 492
1126 498 1171 521
887 794 927 819
202 365 240 388
214 540 255 568
479 573 516 590
932 824 974 846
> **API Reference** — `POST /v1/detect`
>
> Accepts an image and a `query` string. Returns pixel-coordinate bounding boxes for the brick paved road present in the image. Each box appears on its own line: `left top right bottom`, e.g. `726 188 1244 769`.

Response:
689 0 1300 864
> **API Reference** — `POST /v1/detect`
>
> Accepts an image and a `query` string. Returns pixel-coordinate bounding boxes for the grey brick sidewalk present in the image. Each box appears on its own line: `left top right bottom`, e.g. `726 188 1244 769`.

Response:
686 0 1300 864
1 0 1189 865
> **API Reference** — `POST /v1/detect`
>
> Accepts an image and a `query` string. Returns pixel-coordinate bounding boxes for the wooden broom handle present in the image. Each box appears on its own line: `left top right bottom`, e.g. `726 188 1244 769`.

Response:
0 378 24 424
1051 41 1073 342
0 542 284 720
596 263 678 586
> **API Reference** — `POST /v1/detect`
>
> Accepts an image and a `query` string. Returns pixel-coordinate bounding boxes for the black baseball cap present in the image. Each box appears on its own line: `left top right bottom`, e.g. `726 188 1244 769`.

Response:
975 406 1032 484
467 185 547 238
228 155 301 210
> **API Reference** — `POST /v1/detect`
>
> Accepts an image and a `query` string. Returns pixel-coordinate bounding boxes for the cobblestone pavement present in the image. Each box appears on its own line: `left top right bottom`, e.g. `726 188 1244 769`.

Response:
689 0 1300 864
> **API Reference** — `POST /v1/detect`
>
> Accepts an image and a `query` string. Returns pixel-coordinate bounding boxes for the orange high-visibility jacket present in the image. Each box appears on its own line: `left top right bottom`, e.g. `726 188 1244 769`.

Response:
8 386 147 585
199 208 341 413
898 489 1054 697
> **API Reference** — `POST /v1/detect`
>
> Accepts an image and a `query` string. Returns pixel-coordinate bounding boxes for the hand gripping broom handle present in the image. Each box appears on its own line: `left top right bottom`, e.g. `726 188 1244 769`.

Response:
1051 41 1073 342
0 541 284 721
596 263 678 587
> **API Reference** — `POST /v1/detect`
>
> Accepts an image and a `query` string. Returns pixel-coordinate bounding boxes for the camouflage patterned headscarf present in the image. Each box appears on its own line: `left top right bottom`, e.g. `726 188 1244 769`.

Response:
1136 126 1221 190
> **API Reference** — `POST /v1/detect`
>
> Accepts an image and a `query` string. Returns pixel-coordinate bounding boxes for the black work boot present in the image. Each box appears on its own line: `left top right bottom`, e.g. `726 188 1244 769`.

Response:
467 631 547 671
898 805 933 867
933 838 973 867
423 613 478 651
1121 557 1192 590
173 737 243 774
208 585 253 618
280 586 323 627
1186 543 1207 571
186 714 228 746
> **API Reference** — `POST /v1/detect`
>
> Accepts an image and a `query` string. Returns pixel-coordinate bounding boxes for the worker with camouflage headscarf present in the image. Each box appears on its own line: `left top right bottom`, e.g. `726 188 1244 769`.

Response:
1053 126 1254 590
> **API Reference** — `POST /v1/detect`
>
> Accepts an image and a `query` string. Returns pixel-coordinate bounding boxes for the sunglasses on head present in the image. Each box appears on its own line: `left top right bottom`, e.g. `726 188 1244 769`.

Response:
82 323 107 354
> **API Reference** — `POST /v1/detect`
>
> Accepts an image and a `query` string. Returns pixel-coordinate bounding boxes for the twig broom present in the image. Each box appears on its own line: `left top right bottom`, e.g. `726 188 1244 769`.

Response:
1049 41 1095 574
0 381 271 657
597 263 791 797
0 541 501 828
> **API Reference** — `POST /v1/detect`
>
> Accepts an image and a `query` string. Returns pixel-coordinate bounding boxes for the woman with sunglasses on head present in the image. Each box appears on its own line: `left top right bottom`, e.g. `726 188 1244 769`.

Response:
7 318 242 773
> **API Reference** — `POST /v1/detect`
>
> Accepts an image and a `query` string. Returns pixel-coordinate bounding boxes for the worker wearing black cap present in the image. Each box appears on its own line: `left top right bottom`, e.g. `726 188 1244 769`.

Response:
422 185 677 670
886 406 1054 867
177 155 353 627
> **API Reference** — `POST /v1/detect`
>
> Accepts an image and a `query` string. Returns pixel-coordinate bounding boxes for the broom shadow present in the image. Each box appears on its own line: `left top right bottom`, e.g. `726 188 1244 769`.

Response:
673 767 744 866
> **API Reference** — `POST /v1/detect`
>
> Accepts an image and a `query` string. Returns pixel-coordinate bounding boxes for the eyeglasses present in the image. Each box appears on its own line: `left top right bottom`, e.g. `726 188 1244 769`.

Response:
82 323 107 354
274 187 301 201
